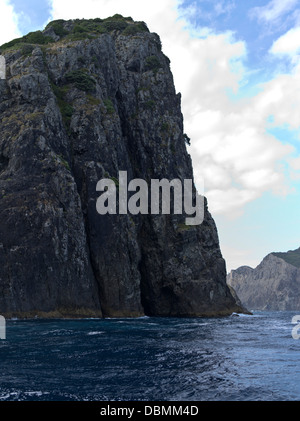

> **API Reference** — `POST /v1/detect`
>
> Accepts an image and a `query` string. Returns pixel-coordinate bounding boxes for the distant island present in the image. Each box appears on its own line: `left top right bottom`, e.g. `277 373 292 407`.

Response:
227 247 300 310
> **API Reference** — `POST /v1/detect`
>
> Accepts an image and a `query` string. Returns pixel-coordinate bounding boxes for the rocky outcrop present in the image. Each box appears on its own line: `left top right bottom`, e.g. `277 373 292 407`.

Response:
227 249 300 310
0 16 243 318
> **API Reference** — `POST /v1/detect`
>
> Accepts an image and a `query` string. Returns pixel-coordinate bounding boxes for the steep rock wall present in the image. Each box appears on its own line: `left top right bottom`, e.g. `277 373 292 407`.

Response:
0 17 243 318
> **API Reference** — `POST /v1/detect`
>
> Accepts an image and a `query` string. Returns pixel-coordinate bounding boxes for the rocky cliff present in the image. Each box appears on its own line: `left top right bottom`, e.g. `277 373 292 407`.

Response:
0 16 243 318
227 248 300 310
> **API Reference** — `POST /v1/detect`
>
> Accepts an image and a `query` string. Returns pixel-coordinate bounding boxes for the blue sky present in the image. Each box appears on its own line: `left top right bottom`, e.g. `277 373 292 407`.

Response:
1 0 300 271
9 0 51 34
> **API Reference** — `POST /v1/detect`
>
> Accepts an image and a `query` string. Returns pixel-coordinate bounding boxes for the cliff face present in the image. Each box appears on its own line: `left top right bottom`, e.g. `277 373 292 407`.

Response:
227 250 300 311
0 16 242 318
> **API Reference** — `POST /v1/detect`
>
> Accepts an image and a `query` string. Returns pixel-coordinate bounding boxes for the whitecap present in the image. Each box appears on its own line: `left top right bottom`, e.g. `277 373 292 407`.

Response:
25 391 48 397
231 312 253 318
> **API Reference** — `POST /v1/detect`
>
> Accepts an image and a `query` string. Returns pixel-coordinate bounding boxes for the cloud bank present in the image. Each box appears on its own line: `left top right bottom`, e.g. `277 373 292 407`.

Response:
0 0 21 45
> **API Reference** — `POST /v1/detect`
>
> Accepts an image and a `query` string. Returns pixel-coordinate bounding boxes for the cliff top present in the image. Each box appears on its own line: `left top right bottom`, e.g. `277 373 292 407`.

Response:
0 15 150 53
229 247 300 275
272 247 300 268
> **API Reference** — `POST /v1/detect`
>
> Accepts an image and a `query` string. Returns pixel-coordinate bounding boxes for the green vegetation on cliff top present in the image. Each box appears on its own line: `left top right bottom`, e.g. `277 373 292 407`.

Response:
0 15 149 52
272 247 300 268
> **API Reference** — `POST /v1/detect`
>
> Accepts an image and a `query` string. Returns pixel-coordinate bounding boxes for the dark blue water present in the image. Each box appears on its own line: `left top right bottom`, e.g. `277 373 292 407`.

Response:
0 311 299 401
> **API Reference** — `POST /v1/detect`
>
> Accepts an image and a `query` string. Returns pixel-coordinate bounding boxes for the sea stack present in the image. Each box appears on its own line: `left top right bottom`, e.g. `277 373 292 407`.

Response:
0 16 244 318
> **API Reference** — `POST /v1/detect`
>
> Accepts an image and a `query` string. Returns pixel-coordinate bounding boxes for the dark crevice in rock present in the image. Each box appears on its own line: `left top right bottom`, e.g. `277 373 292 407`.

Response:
0 155 9 174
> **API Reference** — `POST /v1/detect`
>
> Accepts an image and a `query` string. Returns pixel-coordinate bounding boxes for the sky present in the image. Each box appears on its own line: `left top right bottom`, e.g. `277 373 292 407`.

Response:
1 0 300 272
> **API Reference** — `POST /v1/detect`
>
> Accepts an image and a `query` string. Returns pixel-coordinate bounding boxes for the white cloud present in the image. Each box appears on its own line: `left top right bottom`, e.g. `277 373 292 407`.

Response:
270 26 300 56
249 0 298 24
205 188 258 218
256 64 300 128
0 0 21 46
185 51 295 216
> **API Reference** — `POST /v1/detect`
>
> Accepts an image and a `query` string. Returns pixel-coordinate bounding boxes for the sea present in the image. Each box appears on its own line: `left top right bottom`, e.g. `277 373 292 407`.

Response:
0 311 299 402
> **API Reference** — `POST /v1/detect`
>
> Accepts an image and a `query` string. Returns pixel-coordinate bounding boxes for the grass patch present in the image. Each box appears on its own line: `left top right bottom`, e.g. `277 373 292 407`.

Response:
50 82 74 133
145 55 162 72
178 223 193 231
87 94 101 106
49 21 69 37
65 69 96 92
101 20 128 32
145 100 155 110
103 98 115 114
0 30 52 52
122 22 148 36
161 122 170 132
